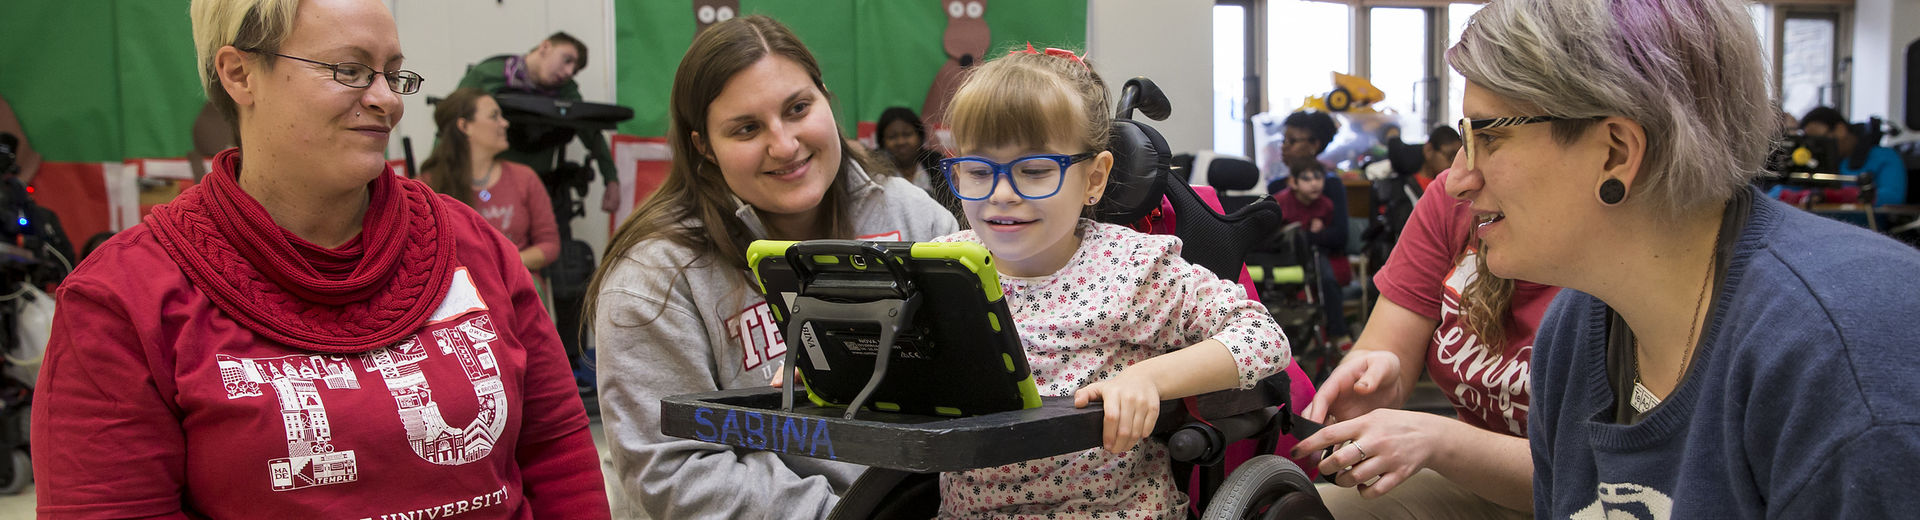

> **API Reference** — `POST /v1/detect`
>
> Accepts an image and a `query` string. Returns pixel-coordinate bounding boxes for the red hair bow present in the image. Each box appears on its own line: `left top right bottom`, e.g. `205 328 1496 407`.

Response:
1010 42 1087 66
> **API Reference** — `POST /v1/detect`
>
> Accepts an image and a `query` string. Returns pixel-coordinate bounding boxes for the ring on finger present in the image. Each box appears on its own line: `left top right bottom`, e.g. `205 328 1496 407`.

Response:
1350 441 1369 461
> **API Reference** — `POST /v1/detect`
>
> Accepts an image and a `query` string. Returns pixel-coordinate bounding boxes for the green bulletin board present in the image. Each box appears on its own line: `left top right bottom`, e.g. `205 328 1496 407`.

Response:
612 0 1087 138
0 0 202 162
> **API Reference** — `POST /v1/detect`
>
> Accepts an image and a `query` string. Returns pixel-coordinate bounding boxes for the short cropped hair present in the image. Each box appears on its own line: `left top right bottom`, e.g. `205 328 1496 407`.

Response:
543 31 589 73
1799 106 1848 132
191 0 301 124
1427 124 1461 148
1283 111 1338 155
1447 0 1774 215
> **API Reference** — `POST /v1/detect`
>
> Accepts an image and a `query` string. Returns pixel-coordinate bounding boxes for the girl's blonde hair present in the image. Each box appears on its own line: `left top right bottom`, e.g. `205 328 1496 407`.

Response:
944 48 1111 155
190 0 300 127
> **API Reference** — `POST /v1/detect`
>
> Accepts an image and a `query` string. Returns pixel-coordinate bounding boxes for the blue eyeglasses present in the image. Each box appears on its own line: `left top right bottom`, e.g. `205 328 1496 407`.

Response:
939 152 1099 200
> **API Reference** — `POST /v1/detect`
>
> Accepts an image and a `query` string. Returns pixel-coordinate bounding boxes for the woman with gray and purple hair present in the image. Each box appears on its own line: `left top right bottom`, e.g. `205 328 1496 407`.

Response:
1391 0 1920 517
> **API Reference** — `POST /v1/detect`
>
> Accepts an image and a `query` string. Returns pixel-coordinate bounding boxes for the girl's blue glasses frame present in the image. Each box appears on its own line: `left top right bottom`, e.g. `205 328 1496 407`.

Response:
939 152 1099 201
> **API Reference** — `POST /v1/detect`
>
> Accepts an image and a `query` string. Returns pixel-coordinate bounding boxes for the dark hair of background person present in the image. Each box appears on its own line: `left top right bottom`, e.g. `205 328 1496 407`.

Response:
1284 110 1339 155
1428 124 1461 148
544 31 589 74
1800 106 1848 131
874 106 942 174
419 88 489 208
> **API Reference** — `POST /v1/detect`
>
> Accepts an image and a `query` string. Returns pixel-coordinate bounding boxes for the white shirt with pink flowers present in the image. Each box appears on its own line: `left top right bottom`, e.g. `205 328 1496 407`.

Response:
932 220 1289 519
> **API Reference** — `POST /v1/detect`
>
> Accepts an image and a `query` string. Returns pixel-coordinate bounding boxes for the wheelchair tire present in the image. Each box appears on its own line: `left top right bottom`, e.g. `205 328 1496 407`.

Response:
828 469 939 520
9 405 26 447
1201 455 1333 520
0 450 28 495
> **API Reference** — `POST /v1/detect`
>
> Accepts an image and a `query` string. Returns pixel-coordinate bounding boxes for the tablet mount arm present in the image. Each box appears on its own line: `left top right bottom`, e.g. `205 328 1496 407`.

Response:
779 241 923 420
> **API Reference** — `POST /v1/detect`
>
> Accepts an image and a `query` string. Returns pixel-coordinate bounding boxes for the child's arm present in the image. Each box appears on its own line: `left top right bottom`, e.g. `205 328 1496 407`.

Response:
1073 339 1244 453
1074 233 1291 453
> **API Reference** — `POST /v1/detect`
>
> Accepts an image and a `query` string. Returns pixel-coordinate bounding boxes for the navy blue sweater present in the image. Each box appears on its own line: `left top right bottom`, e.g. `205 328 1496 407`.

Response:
1531 190 1920 518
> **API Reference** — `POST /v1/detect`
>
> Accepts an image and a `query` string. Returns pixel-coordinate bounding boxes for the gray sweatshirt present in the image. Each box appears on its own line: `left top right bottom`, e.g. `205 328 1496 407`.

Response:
596 163 959 520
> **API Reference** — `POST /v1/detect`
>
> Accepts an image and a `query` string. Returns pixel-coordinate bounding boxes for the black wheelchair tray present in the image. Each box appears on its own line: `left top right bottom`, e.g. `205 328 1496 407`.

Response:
659 383 1282 473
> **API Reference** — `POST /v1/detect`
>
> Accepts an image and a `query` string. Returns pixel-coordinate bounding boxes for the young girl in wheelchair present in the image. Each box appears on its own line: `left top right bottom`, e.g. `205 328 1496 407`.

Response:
927 46 1292 518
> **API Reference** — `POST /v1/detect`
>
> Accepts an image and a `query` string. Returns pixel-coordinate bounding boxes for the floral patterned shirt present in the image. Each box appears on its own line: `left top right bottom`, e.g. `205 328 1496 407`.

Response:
932 220 1289 519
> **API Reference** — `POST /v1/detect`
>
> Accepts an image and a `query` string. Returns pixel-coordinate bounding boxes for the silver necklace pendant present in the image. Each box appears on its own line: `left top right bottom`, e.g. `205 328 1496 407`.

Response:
479 189 492 202
1630 381 1661 414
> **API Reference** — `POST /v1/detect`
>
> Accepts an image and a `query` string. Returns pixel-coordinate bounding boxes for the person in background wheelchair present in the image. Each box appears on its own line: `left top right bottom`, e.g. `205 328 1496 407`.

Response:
1771 106 1908 207
586 15 956 520
1294 167 1554 519
1272 111 1355 350
1449 1 1920 517
926 45 1290 518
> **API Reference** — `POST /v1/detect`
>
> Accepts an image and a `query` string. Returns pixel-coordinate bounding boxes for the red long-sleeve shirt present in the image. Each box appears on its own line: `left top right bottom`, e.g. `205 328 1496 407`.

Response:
32 177 608 518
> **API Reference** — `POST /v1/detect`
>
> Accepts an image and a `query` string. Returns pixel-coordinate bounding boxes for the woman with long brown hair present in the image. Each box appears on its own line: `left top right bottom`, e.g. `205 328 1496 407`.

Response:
587 15 956 519
420 87 559 272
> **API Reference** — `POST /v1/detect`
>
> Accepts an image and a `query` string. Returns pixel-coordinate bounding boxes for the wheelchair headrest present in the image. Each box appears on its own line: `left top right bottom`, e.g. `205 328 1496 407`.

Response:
1096 118 1171 224
1206 155 1261 191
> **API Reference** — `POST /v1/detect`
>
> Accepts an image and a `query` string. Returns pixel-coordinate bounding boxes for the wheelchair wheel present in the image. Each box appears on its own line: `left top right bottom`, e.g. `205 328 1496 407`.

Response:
11 405 28 447
1201 455 1332 520
0 449 28 495
828 469 939 520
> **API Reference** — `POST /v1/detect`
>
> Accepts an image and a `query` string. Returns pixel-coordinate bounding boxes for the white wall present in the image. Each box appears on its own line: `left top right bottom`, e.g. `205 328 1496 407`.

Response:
1087 0 1214 155
1851 0 1920 133
386 0 616 251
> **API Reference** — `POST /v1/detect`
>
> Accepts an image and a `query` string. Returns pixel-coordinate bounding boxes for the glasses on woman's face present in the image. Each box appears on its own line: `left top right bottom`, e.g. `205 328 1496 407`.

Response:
940 152 1098 200
247 50 425 95
1457 115 1592 171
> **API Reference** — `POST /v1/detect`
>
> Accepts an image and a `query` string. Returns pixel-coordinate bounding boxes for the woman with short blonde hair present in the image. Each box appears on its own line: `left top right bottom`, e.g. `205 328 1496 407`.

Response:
32 0 609 516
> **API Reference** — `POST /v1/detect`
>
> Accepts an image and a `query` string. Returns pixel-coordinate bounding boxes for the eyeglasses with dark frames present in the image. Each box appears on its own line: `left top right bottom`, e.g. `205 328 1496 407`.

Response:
245 49 425 95
939 152 1099 201
1456 115 1600 171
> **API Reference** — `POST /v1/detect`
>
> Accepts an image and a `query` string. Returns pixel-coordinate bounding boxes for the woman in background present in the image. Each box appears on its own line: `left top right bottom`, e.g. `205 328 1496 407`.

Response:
874 106 960 217
422 87 560 273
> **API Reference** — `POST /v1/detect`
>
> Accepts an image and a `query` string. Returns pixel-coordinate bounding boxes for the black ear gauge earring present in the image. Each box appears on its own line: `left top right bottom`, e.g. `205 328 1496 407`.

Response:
1599 178 1627 205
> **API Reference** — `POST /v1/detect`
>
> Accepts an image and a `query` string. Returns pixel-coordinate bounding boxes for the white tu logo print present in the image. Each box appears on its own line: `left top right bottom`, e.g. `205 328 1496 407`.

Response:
216 354 364 491
216 267 512 491
359 314 510 465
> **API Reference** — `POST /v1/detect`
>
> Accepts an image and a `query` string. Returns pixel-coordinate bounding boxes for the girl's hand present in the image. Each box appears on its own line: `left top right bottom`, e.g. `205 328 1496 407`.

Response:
1300 349 1403 425
1074 373 1162 454
1288 408 1457 498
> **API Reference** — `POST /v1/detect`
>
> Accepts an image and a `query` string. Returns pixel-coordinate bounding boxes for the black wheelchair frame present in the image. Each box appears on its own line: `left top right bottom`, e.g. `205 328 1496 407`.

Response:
658 77 1331 519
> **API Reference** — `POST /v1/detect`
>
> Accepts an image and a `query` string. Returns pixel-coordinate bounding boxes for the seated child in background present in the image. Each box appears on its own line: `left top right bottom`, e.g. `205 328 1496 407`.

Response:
928 46 1291 518
1275 170 1353 346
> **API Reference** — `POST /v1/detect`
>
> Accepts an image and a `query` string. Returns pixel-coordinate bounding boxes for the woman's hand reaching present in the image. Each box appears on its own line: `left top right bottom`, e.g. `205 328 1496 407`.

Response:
1301 349 1407 425
1289 408 1462 498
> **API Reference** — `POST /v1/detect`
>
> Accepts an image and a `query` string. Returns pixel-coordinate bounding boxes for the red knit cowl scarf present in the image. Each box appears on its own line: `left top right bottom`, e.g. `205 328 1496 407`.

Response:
147 148 458 354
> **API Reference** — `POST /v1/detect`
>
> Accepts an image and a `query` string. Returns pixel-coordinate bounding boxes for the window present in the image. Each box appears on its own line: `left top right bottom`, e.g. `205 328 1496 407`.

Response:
1780 14 1841 118
1266 0 1352 120
1370 7 1431 142
1213 4 1248 155
1445 3 1482 128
